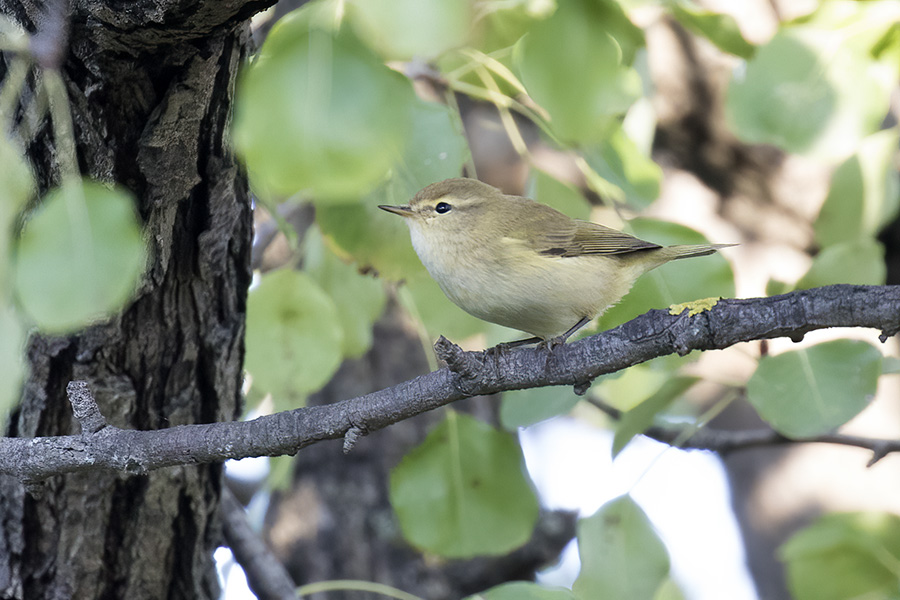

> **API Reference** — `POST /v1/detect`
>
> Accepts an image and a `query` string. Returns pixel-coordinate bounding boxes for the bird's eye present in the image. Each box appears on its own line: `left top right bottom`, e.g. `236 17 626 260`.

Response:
435 202 452 214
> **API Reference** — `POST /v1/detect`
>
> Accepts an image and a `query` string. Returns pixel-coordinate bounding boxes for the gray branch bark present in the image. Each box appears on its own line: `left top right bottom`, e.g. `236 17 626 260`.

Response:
1 284 897 483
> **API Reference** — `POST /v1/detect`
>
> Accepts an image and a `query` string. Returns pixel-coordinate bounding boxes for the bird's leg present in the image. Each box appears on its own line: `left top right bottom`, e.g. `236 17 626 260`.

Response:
487 335 542 357
544 316 591 350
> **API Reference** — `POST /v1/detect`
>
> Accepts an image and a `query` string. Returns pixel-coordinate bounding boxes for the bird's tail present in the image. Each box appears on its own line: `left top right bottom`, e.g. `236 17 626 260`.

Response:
660 243 736 261
630 243 734 274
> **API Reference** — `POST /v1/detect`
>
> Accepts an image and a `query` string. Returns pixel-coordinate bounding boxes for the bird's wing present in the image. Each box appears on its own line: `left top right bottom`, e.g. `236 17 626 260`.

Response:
531 218 661 257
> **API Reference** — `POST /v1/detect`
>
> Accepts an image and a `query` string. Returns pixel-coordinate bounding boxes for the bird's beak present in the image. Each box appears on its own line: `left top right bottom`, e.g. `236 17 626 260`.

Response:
378 204 414 217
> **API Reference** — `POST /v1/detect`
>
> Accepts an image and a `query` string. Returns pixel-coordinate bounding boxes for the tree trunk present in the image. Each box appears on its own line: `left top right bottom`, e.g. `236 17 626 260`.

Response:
0 1 253 598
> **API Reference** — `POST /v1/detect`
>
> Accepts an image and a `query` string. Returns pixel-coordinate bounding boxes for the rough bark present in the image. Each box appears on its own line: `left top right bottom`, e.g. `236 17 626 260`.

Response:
0 1 254 598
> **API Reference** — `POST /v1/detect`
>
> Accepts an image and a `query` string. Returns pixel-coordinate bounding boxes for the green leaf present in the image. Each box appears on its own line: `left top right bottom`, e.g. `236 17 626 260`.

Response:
303 228 386 358
612 376 698 457
317 199 423 281
245 269 343 408
670 3 756 59
780 512 900 600
14 182 146 333
725 28 894 159
596 219 735 330
468 582 577 600
573 495 670 600
814 128 900 247
316 99 468 281
796 239 886 289
390 411 539 558
583 124 662 208
0 306 26 421
233 6 415 199
347 0 472 60
516 0 643 145
530 169 591 220
499 386 581 430
747 339 882 438
882 356 900 375
0 136 34 291
403 272 491 341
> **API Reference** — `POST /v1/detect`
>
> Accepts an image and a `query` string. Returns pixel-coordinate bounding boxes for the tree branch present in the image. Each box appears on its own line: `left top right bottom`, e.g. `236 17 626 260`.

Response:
586 397 900 467
1 284 898 483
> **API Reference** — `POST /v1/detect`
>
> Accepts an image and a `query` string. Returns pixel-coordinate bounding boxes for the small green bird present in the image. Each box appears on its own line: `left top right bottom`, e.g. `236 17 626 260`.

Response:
380 178 730 346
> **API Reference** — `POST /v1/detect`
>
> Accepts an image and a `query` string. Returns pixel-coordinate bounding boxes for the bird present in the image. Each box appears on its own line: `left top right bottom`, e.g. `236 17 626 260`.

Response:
380 177 731 347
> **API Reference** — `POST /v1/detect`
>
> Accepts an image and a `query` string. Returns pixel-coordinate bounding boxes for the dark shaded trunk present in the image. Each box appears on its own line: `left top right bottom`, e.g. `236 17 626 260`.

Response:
0 1 253 597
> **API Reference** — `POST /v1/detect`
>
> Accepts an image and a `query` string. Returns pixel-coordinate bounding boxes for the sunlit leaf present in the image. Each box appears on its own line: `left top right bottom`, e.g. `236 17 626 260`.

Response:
14 182 146 333
747 340 882 438
814 128 900 247
234 6 415 199
796 239 886 289
245 269 343 409
529 169 591 219
468 582 577 600
516 0 642 145
573 495 670 600
781 512 900 600
303 229 386 358
347 0 472 60
670 3 755 59
583 124 662 208
390 411 539 558
726 28 894 159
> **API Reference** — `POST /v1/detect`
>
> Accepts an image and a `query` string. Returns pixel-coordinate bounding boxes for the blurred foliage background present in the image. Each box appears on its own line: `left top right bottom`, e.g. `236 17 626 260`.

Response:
2 0 900 599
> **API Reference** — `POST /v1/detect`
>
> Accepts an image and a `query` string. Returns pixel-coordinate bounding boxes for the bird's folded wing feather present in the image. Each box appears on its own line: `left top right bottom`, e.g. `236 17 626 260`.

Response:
532 218 661 257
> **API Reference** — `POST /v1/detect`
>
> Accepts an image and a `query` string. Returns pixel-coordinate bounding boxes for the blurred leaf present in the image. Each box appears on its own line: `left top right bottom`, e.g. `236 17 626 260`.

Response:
653 578 686 600
0 306 25 421
499 386 581 430
266 455 295 492
0 136 34 290
234 6 415 199
726 28 894 159
468 582 577 600
882 357 900 375
316 99 468 281
573 495 670 600
530 169 591 219
347 0 472 60
394 99 470 191
245 269 343 409
747 339 881 438
596 363 670 412
796 239 886 289
612 376 698 457
14 182 146 333
303 228 386 358
597 219 735 330
472 0 554 54
516 0 643 145
404 271 491 341
814 128 900 247
765 278 792 297
670 3 755 59
583 124 662 208
390 410 539 558
317 200 423 281
781 512 900 600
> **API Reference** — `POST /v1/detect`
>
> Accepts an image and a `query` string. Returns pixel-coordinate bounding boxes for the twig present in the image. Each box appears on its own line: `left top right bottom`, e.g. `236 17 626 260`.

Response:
0 285 898 482
586 397 900 466
220 487 297 600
